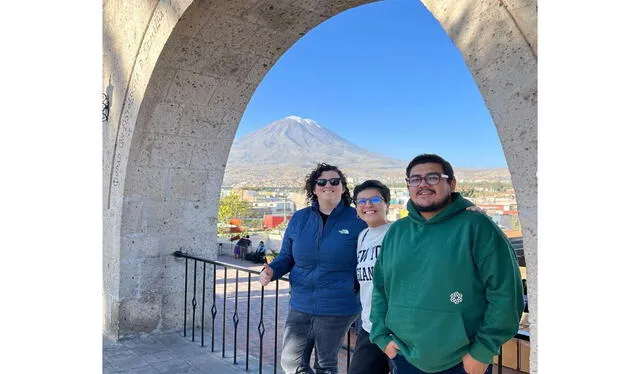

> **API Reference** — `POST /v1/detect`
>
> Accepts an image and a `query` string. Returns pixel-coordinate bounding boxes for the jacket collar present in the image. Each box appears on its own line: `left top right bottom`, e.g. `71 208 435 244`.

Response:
312 200 346 216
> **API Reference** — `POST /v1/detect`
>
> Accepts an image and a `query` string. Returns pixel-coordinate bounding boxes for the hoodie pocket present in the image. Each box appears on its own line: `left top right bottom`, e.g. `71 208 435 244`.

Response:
387 306 470 366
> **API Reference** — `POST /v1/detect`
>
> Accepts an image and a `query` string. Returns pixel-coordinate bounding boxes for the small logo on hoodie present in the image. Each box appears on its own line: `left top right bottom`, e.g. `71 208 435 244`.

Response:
450 291 463 304
338 229 349 235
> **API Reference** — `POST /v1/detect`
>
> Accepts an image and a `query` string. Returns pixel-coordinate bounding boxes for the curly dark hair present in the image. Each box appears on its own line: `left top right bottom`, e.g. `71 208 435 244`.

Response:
304 163 352 206
353 180 391 205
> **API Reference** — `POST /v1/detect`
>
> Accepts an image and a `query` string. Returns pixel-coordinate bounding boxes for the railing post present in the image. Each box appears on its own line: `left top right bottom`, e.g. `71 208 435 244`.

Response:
274 280 279 374
258 286 266 374
246 272 251 371
223 267 228 357
191 261 197 342
211 263 217 352
233 269 240 364
183 257 188 337
201 262 206 347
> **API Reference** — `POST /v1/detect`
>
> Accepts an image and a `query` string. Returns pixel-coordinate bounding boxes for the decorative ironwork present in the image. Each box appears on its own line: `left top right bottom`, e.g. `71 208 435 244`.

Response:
233 269 240 364
191 261 197 342
258 286 266 374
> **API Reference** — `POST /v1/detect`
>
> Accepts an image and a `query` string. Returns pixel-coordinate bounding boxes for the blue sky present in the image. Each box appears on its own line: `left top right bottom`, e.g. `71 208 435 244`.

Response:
236 0 507 168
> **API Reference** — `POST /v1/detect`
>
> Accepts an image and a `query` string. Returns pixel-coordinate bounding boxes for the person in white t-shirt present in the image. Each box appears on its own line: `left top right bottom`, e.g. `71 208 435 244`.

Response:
349 180 393 374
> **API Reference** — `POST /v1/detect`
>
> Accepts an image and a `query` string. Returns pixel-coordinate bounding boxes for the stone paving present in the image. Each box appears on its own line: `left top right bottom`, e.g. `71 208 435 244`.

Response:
103 331 251 373
103 254 526 374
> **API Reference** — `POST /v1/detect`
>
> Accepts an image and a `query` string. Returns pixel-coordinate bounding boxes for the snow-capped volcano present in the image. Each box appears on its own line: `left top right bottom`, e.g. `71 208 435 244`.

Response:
227 115 405 169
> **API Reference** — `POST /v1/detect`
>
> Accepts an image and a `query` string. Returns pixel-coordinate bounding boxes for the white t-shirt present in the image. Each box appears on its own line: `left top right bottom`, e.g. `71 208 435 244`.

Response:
356 222 392 332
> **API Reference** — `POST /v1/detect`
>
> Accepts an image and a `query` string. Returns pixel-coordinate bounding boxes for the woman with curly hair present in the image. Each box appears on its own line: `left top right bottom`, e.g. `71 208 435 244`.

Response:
260 163 366 374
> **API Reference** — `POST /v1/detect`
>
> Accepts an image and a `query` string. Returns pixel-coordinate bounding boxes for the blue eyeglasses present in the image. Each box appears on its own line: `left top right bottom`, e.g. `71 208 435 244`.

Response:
356 196 384 205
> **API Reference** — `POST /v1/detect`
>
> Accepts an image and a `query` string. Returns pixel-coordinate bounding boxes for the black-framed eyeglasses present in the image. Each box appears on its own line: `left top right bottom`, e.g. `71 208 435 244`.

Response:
316 178 341 187
355 196 384 206
405 173 449 187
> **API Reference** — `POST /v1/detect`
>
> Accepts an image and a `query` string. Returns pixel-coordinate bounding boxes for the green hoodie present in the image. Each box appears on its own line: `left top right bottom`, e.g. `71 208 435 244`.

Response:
370 193 524 372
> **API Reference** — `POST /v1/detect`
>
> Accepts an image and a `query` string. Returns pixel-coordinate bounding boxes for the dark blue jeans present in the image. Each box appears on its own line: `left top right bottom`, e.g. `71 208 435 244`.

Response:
281 309 359 374
392 354 492 374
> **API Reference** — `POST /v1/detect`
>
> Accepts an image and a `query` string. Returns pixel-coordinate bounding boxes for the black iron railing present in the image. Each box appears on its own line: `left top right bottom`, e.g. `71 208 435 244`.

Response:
173 250 528 373
173 250 355 373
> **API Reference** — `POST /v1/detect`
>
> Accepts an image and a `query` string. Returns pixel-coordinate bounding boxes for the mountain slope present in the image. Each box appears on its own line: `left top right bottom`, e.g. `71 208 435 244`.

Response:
227 116 406 169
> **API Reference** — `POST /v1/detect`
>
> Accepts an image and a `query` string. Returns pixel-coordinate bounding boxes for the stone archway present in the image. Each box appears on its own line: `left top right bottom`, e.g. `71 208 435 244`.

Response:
103 0 536 370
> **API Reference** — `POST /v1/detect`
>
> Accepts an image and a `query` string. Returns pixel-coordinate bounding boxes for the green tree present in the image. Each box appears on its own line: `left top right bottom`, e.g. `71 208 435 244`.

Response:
217 192 251 234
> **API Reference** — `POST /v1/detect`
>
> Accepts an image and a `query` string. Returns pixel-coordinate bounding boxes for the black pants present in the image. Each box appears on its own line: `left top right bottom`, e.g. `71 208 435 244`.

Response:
348 328 390 374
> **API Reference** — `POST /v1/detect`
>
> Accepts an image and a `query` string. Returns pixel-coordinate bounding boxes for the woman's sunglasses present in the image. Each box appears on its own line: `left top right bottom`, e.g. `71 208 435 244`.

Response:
315 178 341 187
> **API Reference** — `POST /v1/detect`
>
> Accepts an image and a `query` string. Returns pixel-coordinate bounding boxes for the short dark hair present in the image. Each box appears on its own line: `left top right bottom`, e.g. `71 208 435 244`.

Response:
406 154 455 184
353 180 391 205
304 163 352 206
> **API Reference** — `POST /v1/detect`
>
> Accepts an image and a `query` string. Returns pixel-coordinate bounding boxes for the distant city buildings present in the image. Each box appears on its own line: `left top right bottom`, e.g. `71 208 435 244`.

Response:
219 180 520 237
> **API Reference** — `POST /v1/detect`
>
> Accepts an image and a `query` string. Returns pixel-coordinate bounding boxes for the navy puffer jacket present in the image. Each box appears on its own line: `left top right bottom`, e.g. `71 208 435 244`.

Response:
269 201 367 316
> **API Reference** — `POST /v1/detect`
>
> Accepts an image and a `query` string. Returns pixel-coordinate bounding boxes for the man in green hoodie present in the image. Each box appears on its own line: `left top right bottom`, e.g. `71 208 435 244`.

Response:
369 154 524 374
